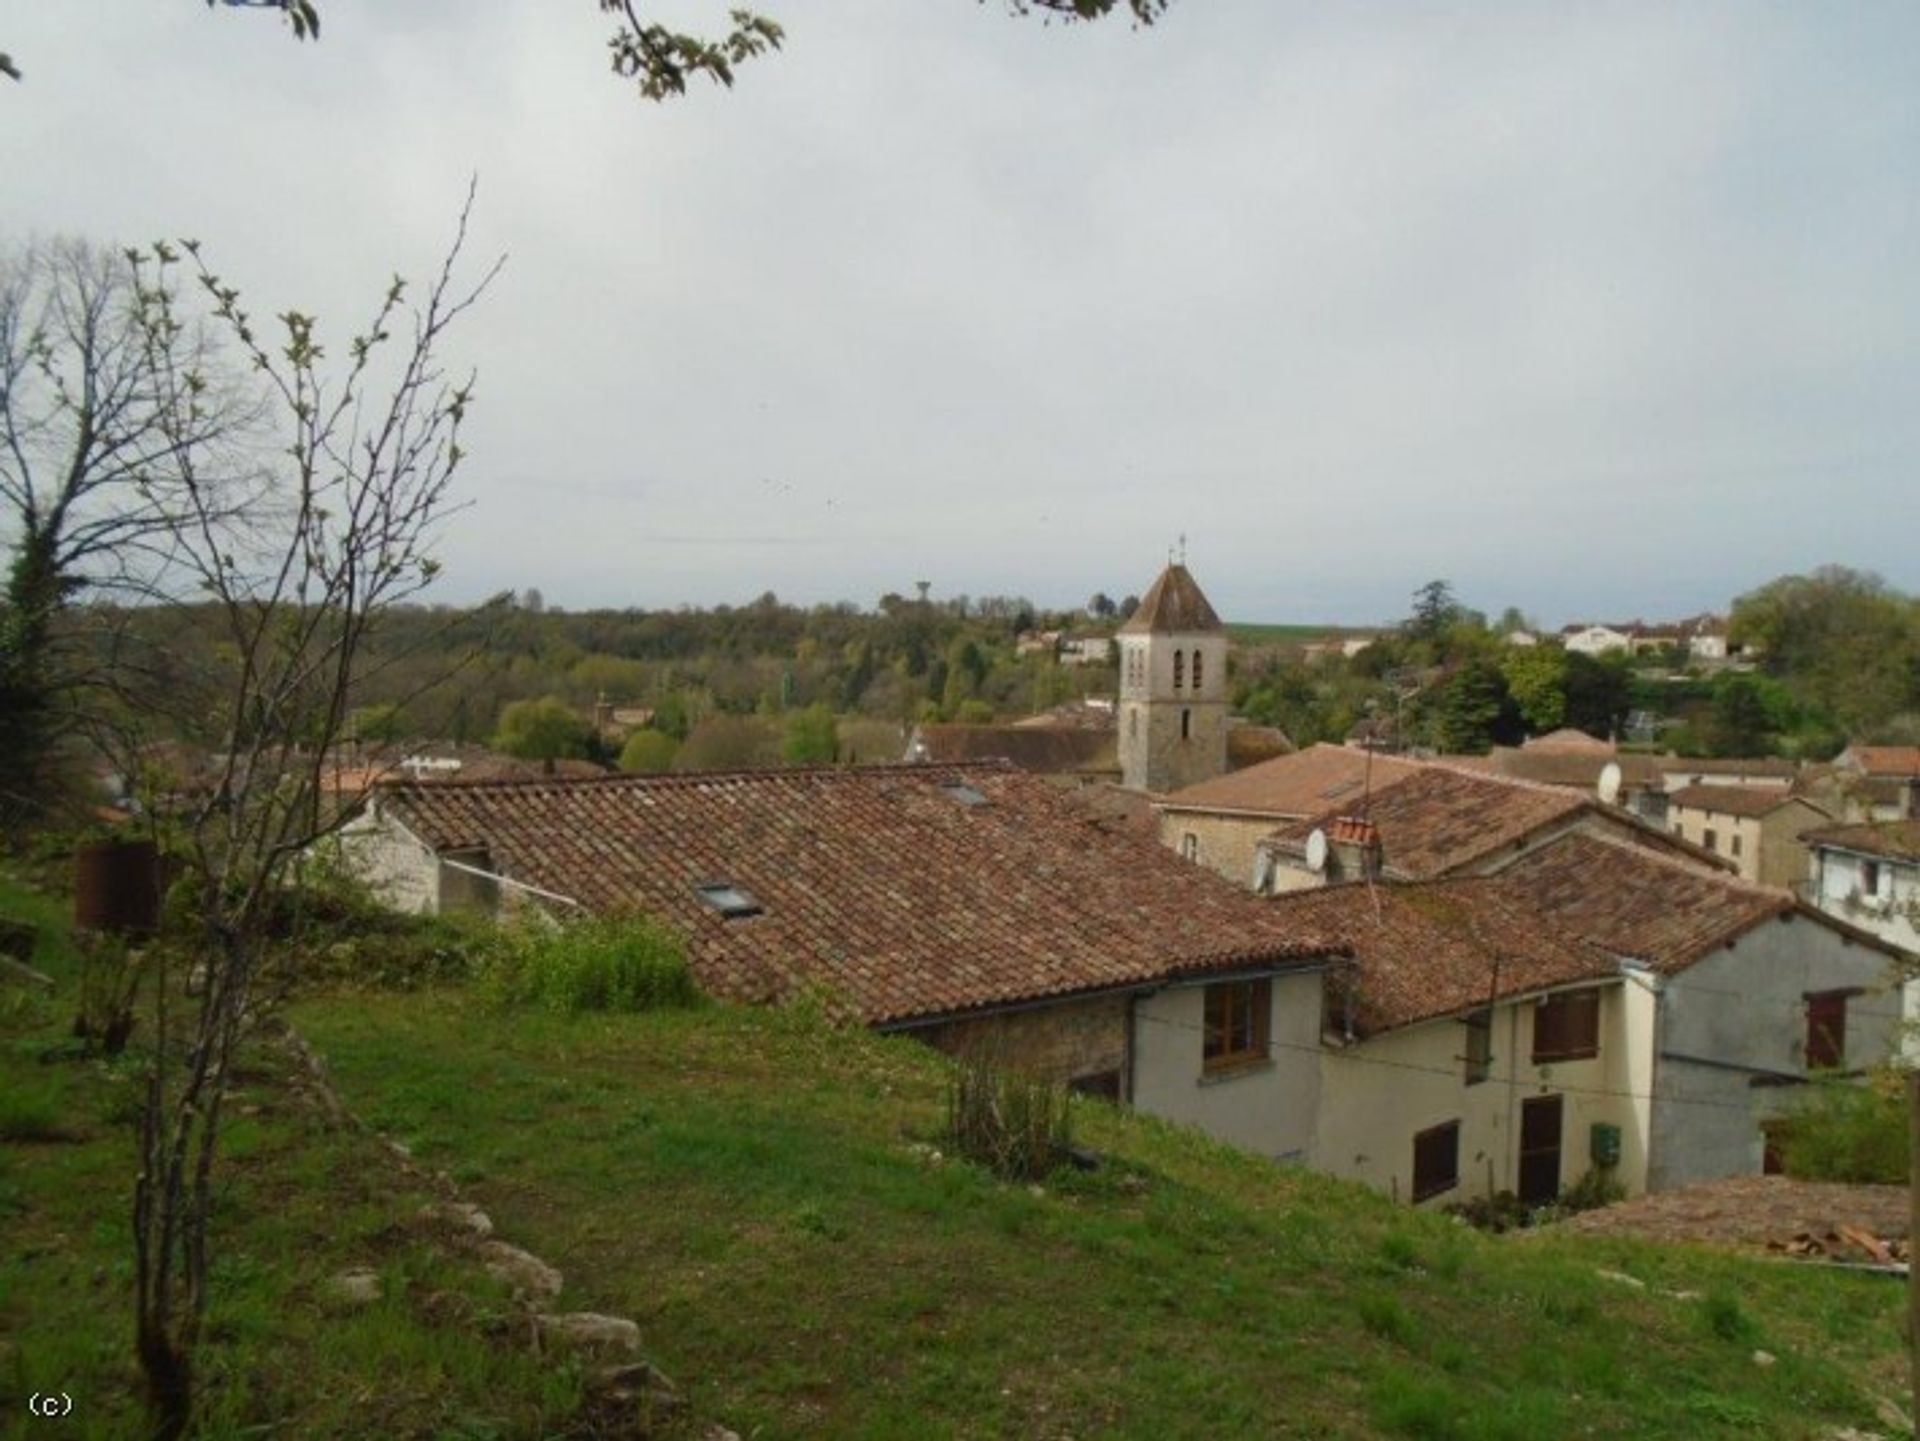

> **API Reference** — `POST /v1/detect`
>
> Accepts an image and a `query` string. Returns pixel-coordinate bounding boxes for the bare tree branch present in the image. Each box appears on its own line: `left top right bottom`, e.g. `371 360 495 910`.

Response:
123 186 501 1439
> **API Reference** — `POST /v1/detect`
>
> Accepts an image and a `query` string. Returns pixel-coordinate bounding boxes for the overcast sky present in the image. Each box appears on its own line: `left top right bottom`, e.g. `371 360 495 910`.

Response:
6 2 1916 625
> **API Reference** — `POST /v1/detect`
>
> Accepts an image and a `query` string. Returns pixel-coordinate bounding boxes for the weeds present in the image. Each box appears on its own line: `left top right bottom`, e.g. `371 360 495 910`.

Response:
0 1083 75 1142
1702 1291 1758 1344
1357 1292 1419 1347
1775 1070 1907 1183
71 930 145 1056
946 1055 1071 1181
479 915 701 1015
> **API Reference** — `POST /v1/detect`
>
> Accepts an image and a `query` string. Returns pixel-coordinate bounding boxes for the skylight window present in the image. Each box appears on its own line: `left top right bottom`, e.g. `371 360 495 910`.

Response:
941 780 990 808
695 881 762 918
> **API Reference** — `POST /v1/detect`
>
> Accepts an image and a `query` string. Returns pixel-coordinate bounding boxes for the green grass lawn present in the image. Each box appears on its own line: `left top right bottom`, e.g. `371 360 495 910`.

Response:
292 989 1909 1440
3 863 1910 1440
0 872 583 1440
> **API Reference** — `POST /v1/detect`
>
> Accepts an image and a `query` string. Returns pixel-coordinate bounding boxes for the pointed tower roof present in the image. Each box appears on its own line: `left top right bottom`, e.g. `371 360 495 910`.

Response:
1118 564 1223 636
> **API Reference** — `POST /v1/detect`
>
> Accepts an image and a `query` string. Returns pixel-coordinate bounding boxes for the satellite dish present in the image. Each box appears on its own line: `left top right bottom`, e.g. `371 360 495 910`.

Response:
1305 827 1329 873
1597 761 1624 806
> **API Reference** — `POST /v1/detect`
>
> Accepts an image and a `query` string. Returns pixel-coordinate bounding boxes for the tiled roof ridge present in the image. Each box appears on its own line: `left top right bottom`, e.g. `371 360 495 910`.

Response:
1545 826 1793 905
1419 756 1594 801
1801 819 1920 861
374 758 1018 795
1667 783 1823 818
1284 873 1612 954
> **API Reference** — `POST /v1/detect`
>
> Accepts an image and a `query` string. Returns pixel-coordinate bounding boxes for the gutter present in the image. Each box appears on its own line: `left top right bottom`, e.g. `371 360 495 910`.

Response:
877 955 1340 1035
436 853 583 909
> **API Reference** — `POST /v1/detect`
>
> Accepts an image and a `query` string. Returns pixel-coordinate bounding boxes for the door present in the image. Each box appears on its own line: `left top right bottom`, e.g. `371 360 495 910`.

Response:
1518 1095 1564 1206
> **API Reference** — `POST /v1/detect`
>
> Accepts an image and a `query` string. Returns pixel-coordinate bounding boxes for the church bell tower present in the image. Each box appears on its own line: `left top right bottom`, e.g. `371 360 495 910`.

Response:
1116 562 1229 794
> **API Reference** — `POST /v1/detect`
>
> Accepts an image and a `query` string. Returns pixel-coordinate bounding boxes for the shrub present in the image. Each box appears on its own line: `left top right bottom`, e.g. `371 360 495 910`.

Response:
946 1055 1071 1181
479 916 700 1015
1556 1167 1625 1216
618 729 680 774
72 930 145 1056
1775 1071 1908 1184
1701 1291 1757 1344
1357 1292 1419 1347
0 1085 75 1143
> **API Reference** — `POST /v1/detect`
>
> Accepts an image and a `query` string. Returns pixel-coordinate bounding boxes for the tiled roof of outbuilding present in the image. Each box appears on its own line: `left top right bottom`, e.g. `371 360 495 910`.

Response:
909 725 1117 775
1667 785 1829 821
1802 820 1920 864
1843 746 1920 777
1272 880 1617 1037
374 763 1339 1026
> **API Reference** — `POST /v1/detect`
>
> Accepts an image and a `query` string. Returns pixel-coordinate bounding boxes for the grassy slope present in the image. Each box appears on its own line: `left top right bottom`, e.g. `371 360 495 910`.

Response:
0 873 581 1440
3 861 1907 1440
292 989 1906 1441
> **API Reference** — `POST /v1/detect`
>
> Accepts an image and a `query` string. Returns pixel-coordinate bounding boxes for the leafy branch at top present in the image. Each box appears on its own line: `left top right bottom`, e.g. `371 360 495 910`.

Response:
3 0 1173 94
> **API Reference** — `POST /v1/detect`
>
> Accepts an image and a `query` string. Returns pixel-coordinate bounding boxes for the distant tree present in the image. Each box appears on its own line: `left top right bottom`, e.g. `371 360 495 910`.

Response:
1405 579 1463 647
955 698 994 724
1087 592 1117 619
1436 659 1517 753
519 587 545 615
1707 672 1804 757
1731 567 1919 736
781 702 838 765
0 237 254 831
1562 652 1632 740
675 713 780 772
1118 594 1140 620
652 691 694 740
617 728 679 774
1500 646 1568 735
348 703 406 745
491 695 591 770
1495 606 1532 636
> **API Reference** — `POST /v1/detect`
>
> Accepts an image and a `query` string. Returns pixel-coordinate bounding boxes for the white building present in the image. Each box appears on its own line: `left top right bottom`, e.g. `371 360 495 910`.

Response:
1561 624 1632 656
1805 820 1920 1049
1276 831 1905 1207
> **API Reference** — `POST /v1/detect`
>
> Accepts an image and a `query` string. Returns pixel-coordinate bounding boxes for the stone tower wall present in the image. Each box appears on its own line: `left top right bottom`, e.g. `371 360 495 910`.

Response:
1119 632 1228 792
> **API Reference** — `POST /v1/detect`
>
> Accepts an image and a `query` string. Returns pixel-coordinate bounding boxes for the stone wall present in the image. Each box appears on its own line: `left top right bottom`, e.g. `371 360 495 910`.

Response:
1155 811 1273 889
910 994 1129 1090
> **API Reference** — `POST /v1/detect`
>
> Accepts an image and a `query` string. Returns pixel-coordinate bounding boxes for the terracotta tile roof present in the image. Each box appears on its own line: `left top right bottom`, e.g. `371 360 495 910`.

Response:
908 725 1117 775
1273 880 1617 1037
1480 748 1664 792
1667 784 1831 822
1521 728 1614 755
1265 766 1587 879
1010 700 1117 732
1844 746 1920 778
1802 820 1920 864
374 763 1339 1027
1226 724 1295 769
1157 743 1422 817
1485 833 1798 973
1116 564 1223 636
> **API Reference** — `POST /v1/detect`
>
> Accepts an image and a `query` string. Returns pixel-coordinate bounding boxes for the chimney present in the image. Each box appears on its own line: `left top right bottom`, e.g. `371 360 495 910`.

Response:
1326 815 1383 881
